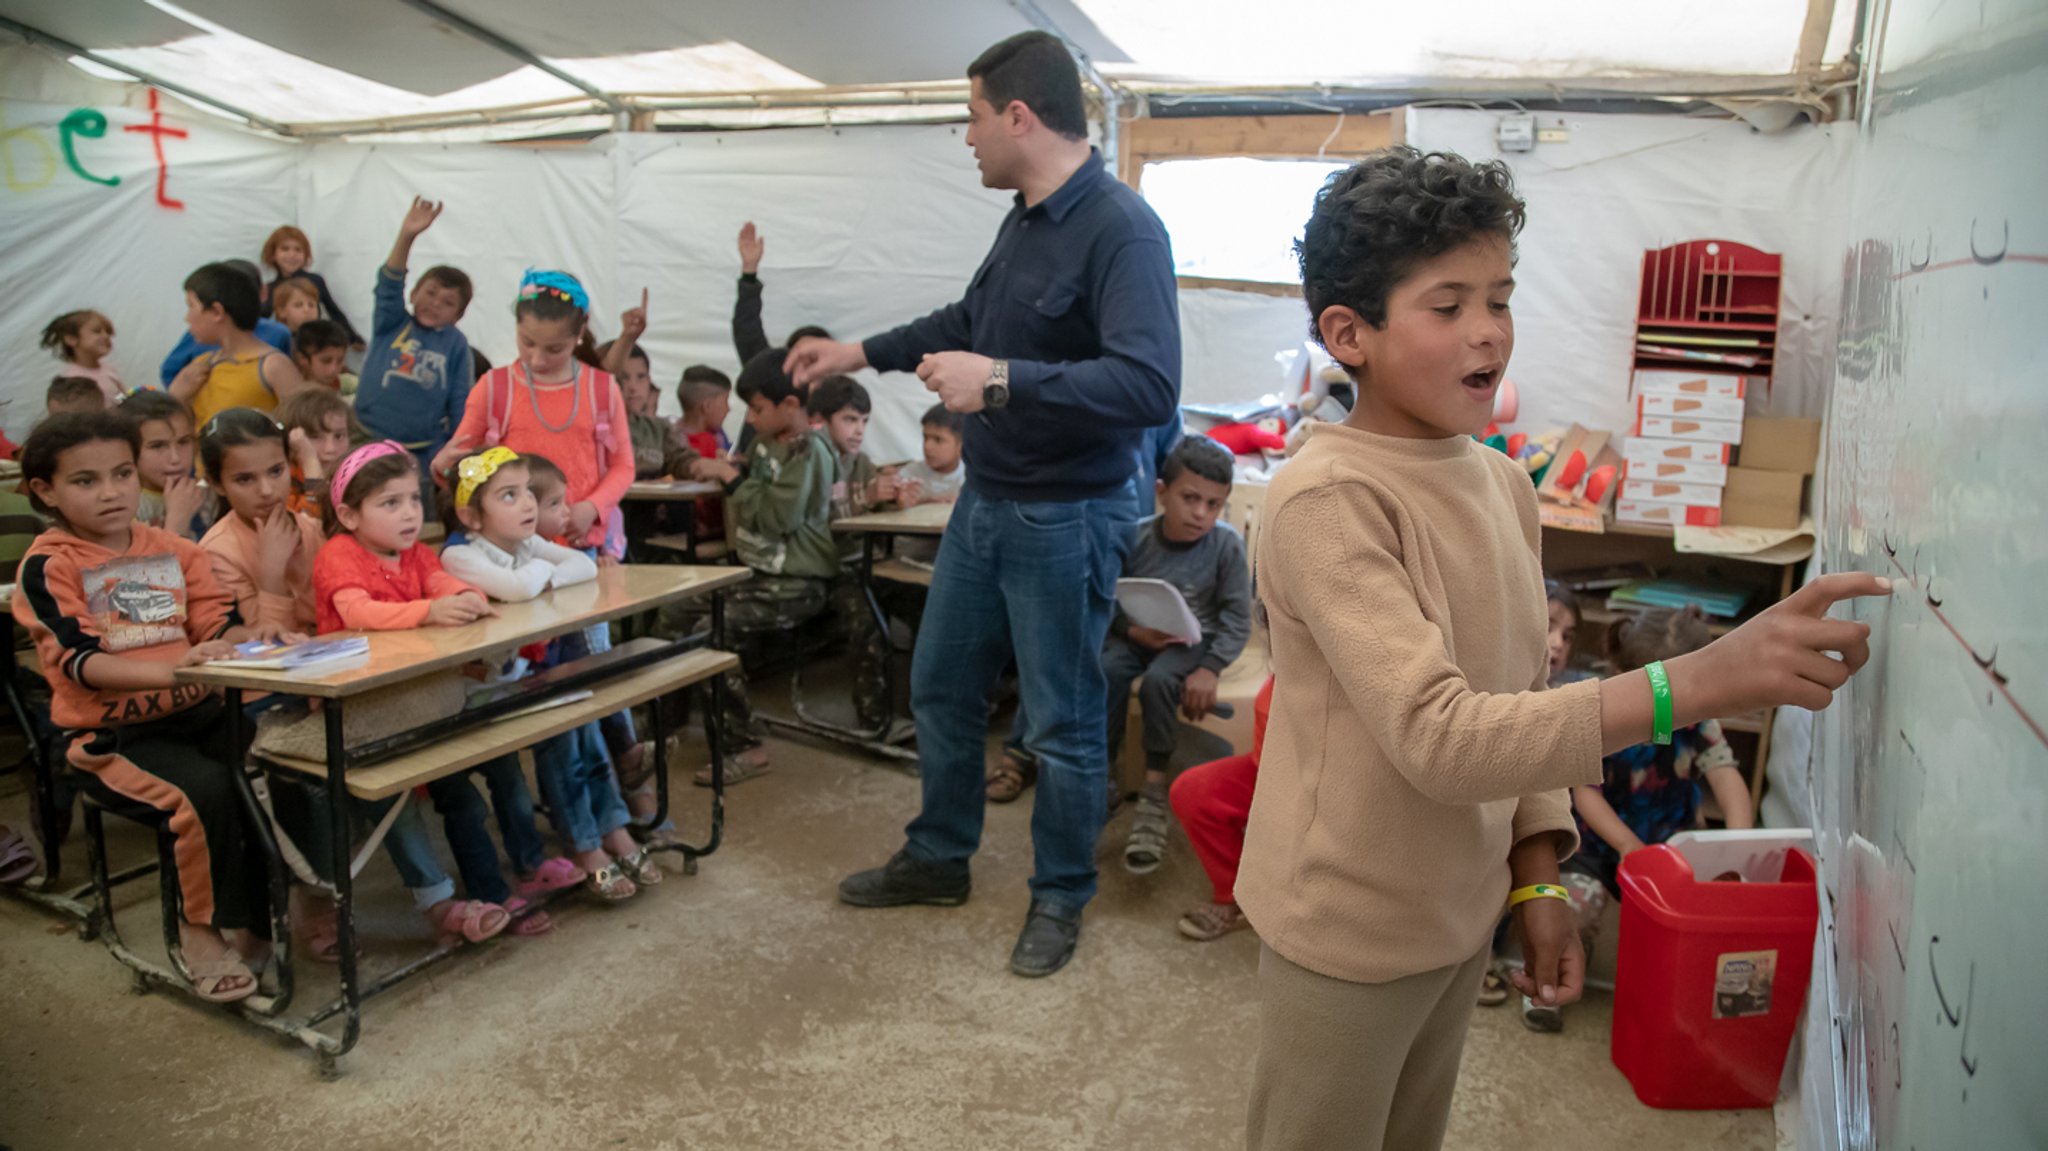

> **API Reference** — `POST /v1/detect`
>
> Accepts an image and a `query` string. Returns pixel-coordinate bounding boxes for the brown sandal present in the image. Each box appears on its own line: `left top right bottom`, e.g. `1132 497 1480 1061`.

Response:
985 749 1038 803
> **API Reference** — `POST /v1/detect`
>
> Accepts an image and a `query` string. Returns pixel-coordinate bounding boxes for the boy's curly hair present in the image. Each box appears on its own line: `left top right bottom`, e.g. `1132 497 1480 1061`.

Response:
1296 147 1526 342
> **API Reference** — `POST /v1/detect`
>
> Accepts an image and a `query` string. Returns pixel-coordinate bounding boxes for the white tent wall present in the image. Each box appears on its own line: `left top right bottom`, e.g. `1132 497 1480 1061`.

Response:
6 37 1856 463
292 125 1012 465
1398 108 1854 437
0 46 300 440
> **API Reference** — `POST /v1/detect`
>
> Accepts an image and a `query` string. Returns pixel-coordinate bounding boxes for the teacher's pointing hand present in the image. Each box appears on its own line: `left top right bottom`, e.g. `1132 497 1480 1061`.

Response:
917 351 995 414
786 339 867 388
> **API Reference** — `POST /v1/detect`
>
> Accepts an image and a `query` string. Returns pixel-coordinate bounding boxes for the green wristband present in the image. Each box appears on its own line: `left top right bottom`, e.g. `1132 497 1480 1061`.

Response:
1645 660 1674 746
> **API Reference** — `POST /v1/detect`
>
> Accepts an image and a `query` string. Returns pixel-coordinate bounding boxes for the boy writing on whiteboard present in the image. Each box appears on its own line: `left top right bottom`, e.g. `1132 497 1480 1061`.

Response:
1102 435 1251 877
1238 147 1887 1150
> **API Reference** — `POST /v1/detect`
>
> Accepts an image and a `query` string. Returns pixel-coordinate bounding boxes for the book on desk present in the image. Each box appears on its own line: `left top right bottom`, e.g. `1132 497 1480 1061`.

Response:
209 635 370 673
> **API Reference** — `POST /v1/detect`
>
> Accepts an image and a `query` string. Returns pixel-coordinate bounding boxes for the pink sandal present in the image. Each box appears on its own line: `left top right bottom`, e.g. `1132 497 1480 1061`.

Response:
516 857 585 899
428 899 510 946
503 896 554 936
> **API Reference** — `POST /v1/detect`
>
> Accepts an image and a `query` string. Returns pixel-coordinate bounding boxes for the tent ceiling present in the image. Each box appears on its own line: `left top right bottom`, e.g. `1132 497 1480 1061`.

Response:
0 0 1855 137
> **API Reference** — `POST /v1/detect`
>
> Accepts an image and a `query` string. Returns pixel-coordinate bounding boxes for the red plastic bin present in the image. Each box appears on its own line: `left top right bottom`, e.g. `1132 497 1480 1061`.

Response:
1610 842 1818 1109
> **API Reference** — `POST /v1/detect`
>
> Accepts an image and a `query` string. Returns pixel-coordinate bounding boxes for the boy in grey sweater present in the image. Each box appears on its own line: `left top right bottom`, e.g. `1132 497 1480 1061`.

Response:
1105 436 1252 874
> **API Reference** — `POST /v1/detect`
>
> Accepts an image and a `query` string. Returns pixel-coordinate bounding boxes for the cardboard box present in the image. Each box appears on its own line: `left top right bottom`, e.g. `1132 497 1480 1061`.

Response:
1615 497 1723 527
1634 414 1744 445
1621 437 1733 467
1738 417 1821 473
1637 393 1747 422
1632 369 1755 400
1622 458 1729 485
1720 466 1805 529
1622 478 1724 507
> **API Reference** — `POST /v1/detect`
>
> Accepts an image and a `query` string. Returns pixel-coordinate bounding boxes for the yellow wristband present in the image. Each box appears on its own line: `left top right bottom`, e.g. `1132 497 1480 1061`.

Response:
1508 884 1571 908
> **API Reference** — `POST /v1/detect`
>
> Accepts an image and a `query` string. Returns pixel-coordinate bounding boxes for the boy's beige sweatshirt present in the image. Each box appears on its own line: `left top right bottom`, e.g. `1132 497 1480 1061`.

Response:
1237 422 1603 984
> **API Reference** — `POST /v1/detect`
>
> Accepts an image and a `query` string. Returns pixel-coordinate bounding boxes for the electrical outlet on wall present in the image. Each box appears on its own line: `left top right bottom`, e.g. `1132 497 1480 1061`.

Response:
1496 113 1537 152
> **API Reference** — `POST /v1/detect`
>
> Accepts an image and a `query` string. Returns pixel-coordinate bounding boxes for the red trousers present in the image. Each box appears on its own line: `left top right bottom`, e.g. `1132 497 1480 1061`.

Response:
1170 752 1259 904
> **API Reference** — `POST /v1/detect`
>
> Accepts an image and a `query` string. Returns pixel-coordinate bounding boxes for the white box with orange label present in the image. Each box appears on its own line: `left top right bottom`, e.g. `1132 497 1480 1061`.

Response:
1621 478 1724 507
1636 393 1747 422
1631 369 1755 400
1621 437 1733 467
1622 458 1728 485
1633 414 1744 445
1614 497 1723 528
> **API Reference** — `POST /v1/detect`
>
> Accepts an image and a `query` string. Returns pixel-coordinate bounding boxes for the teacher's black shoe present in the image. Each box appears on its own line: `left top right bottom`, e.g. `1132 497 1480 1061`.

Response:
838 849 971 908
1009 901 1082 978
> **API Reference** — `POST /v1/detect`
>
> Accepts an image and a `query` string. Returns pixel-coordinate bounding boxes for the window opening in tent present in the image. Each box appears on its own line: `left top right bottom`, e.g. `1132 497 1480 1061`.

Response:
1140 157 1346 285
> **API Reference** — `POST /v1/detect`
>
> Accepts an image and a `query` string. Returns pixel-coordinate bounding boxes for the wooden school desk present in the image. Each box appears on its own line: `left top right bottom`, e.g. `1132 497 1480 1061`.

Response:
124 564 750 1074
755 502 953 767
623 478 727 563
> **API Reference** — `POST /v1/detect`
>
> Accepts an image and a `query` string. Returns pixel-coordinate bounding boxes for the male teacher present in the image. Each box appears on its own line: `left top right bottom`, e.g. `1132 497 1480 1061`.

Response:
788 30 1180 977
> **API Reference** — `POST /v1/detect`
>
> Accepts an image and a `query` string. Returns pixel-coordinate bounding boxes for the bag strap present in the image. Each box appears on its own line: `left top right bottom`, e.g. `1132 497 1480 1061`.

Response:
485 367 511 448
586 364 618 472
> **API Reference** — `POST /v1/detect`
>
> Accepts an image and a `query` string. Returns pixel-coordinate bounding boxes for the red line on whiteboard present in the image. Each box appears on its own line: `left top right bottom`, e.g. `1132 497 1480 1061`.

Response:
1885 552 2048 750
1894 254 2048 279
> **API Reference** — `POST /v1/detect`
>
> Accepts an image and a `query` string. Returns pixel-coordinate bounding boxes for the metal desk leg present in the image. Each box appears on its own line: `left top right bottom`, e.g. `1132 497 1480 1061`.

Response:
761 529 918 765
650 593 725 870
225 688 294 1015
320 699 360 1076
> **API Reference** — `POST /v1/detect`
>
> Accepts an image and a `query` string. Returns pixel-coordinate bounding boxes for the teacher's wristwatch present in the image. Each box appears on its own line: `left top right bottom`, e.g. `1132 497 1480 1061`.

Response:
983 359 1011 410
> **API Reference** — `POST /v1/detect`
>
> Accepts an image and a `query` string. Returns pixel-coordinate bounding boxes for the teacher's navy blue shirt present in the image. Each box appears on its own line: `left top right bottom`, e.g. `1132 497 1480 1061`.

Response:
862 149 1181 503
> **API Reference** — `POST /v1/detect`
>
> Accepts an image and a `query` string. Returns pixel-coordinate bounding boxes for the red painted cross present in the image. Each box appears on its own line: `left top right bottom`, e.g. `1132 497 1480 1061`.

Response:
121 89 186 210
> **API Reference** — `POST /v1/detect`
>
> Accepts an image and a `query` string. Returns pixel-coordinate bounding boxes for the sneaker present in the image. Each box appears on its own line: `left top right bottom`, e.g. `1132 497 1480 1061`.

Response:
838 849 971 908
1009 901 1081 978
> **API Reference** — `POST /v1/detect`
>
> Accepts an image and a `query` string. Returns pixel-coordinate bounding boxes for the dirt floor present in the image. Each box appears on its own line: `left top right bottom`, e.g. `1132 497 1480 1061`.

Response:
0 684 1778 1151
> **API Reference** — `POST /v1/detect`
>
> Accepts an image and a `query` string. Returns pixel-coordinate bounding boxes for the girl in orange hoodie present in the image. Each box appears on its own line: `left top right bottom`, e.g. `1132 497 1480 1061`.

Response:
13 411 296 1002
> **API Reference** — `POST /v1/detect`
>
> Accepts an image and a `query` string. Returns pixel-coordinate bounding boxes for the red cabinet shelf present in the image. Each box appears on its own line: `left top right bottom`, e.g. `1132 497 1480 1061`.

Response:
1635 240 1784 388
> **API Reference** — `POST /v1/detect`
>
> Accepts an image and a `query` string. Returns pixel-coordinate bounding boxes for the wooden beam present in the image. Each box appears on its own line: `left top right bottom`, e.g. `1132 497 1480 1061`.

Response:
1125 112 1399 164
1175 276 1304 299
1795 0 1839 72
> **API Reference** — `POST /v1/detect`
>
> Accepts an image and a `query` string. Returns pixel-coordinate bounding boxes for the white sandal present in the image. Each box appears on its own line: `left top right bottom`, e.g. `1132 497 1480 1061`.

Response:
188 954 258 1003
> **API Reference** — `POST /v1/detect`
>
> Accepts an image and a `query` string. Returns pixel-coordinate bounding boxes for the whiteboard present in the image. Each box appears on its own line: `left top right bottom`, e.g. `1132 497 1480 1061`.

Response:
1810 2 2048 1149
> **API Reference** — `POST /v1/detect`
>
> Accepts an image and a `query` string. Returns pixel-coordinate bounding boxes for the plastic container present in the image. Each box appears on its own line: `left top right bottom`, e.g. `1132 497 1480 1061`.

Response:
1610 836 1819 1109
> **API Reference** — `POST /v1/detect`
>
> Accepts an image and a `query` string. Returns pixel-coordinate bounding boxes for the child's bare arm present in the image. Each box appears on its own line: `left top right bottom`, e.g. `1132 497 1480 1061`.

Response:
1507 831 1584 1008
1571 784 1645 856
77 651 180 692
1704 766 1754 830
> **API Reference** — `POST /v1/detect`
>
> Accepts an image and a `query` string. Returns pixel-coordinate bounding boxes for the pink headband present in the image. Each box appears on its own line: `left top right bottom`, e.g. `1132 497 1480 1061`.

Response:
332 440 410 501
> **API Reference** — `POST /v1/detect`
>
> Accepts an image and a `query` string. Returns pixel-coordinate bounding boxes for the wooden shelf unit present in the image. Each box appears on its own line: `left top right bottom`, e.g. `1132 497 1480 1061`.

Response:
1635 239 1784 389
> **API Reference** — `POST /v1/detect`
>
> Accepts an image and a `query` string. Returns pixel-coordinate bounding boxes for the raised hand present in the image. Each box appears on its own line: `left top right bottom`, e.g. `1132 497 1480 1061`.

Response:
619 287 649 344
400 196 444 238
738 222 764 275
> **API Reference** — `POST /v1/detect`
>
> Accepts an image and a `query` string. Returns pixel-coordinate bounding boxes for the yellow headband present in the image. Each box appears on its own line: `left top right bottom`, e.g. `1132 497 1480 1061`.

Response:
454 447 521 509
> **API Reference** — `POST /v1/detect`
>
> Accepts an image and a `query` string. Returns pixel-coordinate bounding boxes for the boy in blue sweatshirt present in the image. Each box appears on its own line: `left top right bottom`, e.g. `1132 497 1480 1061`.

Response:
355 196 475 504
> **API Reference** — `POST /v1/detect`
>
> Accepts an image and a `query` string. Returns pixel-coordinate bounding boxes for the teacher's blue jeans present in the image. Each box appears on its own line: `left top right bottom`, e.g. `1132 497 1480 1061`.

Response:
903 484 1136 915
